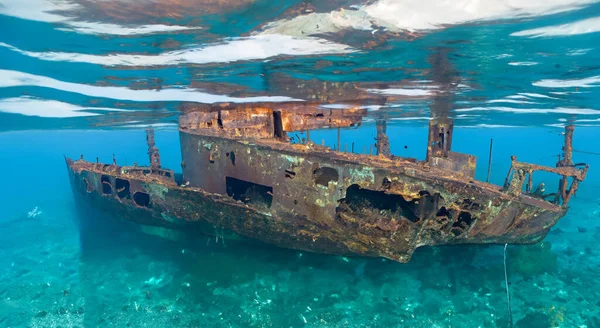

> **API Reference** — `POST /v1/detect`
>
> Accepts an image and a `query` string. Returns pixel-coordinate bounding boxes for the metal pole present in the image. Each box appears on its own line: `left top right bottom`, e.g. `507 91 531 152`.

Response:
146 128 161 169
337 128 341 152
486 138 494 183
563 125 574 166
504 244 513 328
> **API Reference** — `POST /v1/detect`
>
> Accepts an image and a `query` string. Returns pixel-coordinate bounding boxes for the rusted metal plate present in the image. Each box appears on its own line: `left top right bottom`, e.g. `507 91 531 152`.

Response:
178 110 219 131
429 152 477 179
220 107 274 138
179 102 367 138
426 118 454 160
279 107 365 131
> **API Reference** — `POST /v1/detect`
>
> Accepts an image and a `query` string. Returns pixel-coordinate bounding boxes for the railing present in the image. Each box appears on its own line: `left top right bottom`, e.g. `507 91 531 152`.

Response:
502 126 589 208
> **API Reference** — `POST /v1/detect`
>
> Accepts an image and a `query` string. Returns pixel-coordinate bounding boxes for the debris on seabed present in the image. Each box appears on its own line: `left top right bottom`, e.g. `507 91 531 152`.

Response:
144 275 164 286
300 314 308 324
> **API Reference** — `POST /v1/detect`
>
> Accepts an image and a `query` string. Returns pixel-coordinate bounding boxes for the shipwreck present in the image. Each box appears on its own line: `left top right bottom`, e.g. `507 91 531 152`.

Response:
66 102 588 262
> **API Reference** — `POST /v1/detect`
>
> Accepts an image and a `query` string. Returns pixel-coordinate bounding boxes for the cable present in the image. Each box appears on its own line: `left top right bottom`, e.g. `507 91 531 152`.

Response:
504 244 513 328
573 149 600 156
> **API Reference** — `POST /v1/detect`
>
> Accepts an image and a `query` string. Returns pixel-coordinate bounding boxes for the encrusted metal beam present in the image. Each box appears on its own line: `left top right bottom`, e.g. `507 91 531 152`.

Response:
146 128 161 169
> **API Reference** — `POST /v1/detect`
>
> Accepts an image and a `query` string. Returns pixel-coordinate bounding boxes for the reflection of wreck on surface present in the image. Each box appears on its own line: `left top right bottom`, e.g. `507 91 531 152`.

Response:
66 102 588 262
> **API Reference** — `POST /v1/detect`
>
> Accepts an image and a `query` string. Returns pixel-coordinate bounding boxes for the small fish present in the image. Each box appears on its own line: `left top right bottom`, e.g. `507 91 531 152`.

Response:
27 206 42 218
577 227 587 233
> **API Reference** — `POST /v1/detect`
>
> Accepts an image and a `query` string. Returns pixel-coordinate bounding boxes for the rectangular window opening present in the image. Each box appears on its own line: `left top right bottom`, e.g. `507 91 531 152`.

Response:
101 175 112 195
273 111 285 139
226 176 273 208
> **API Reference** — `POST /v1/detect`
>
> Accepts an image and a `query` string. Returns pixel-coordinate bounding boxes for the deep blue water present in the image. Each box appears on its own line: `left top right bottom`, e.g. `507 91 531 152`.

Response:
1 1 600 327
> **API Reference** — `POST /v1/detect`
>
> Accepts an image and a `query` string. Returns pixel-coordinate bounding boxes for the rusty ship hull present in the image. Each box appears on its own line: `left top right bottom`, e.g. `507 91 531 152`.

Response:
65 104 588 262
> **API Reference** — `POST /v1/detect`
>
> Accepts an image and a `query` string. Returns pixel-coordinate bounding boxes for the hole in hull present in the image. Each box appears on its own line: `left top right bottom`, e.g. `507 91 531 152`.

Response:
382 177 391 190
436 207 449 217
133 192 151 207
451 211 475 236
101 175 112 195
340 184 420 222
83 177 93 193
226 176 273 208
115 178 131 199
313 167 339 186
230 151 236 166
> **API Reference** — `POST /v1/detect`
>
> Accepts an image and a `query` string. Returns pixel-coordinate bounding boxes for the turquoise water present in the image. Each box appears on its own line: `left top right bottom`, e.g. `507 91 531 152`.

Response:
1 127 599 327
1 1 600 327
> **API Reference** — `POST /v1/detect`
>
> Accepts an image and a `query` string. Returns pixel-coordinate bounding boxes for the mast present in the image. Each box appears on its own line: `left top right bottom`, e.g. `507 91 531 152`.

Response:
426 47 459 162
146 128 161 169
556 124 577 205
558 124 574 167
376 119 391 158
